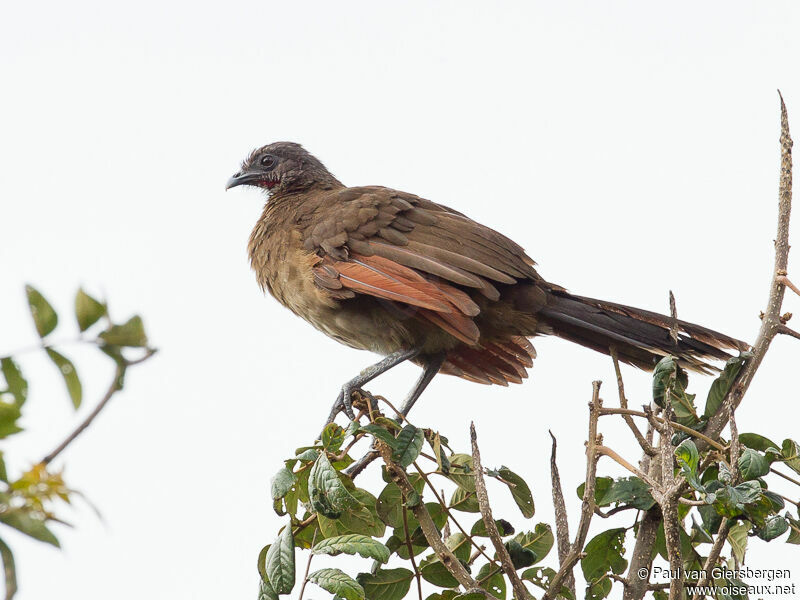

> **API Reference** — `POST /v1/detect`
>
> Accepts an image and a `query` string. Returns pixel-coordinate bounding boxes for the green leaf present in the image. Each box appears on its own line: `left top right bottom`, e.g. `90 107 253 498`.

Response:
521 566 574 599
586 578 613 600
780 439 800 475
322 423 347 452
296 448 320 462
0 358 28 407
419 555 459 588
445 532 472 562
494 466 534 518
652 356 696 423
376 477 423 528
0 453 7 484
737 448 770 480
785 511 800 544
739 432 780 453
0 404 23 439
308 452 360 518
74 288 106 331
512 523 554 565
25 285 58 338
45 348 82 409
361 424 398 449
265 523 295 595
711 481 763 517
504 540 537 569
99 316 148 347
704 354 749 418
446 454 475 491
581 528 627 582
577 476 613 505
449 488 479 513
476 563 506 599
431 433 450 474
755 515 789 541
675 440 703 491
392 425 424 467
452 594 486 600
599 477 656 511
271 467 297 500
470 518 514 538
356 568 414 600
312 534 390 563
320 498 386 539
0 510 59 547
308 568 364 600
728 521 749 563
257 544 270 581
0 538 16 600
258 578 278 600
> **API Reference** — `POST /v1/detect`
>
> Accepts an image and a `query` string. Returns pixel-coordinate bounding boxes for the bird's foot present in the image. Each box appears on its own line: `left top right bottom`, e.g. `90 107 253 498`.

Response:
325 384 359 425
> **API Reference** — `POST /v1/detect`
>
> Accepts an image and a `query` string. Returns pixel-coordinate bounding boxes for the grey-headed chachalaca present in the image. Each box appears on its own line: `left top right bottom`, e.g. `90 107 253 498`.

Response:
227 142 747 422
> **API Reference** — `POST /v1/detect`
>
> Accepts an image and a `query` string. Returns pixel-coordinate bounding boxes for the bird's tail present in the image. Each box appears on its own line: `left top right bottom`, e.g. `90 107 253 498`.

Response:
537 290 748 373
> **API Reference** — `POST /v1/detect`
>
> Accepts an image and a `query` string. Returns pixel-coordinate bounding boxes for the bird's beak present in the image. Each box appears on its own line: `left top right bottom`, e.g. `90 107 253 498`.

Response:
225 171 262 190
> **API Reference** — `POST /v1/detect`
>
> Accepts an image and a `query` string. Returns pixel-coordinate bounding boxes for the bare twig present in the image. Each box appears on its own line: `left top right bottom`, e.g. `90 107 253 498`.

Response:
696 519 731 589
771 467 800 487
727 398 741 482
702 92 793 446
549 431 576 598
543 381 602 600
471 423 532 600
599 407 725 451
668 290 679 344
402 506 424 600
595 445 661 491
609 349 656 456
297 530 317 600
40 349 156 464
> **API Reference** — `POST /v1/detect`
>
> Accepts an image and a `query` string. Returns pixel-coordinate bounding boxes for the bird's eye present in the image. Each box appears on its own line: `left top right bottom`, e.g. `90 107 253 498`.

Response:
260 154 277 168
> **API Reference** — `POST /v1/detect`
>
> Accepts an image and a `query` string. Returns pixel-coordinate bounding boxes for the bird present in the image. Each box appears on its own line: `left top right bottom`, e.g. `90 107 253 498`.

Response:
226 142 748 423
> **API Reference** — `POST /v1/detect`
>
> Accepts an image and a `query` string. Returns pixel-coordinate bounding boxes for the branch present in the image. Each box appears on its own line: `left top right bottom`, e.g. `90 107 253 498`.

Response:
402 506 424 600
297 531 317 600
376 441 490 595
625 99 793 598
543 381 602 600
702 91 793 447
471 423 533 600
609 349 656 456
696 519 731 589
658 408 684 600
599 407 725 451
40 349 156 465
595 445 662 491
548 431 576 598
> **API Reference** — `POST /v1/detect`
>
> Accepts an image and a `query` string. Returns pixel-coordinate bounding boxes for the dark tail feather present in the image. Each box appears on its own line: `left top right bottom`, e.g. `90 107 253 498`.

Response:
538 291 749 373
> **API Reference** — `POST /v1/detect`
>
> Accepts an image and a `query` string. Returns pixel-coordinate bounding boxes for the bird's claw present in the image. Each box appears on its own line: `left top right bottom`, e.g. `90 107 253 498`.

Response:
325 385 357 425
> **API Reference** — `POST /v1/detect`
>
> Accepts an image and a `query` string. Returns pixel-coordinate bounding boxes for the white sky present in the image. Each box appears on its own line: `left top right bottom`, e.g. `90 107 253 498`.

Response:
2 1 800 598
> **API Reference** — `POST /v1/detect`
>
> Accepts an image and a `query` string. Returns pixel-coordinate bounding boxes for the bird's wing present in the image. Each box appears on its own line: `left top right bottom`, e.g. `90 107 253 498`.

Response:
300 186 543 346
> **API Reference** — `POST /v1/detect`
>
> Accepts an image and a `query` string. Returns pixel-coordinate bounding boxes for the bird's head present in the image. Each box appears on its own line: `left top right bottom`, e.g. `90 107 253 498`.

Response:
226 142 339 195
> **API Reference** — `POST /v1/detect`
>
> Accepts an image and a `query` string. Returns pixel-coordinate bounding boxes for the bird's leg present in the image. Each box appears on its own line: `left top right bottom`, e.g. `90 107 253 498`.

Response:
400 353 446 416
326 348 421 424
